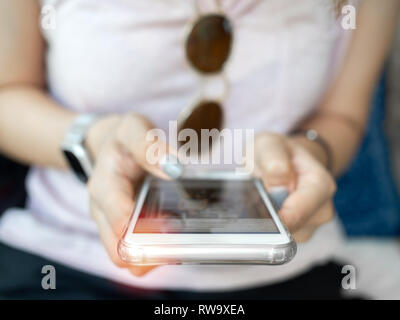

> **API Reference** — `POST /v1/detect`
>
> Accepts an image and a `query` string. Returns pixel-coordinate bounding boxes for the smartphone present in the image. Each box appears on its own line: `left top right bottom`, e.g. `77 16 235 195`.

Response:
118 171 296 265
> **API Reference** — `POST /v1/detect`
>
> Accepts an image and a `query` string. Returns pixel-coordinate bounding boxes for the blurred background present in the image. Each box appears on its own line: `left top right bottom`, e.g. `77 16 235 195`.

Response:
387 20 400 189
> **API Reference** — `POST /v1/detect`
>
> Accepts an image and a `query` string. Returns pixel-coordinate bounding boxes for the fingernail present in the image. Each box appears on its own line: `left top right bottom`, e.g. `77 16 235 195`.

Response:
159 154 183 179
268 186 289 209
269 186 289 194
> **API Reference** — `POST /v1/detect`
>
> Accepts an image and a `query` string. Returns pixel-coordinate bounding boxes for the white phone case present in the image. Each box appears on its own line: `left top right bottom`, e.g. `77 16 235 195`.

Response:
118 171 296 265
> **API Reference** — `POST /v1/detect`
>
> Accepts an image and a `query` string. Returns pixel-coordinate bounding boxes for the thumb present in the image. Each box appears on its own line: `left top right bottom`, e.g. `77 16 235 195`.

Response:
115 114 182 180
255 134 295 190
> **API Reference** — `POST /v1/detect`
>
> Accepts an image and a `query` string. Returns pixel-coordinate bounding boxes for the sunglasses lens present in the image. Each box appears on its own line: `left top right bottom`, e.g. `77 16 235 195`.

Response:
178 101 223 153
186 14 233 73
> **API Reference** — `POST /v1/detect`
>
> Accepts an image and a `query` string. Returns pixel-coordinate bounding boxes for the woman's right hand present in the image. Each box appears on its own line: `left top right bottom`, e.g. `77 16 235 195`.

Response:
86 113 171 276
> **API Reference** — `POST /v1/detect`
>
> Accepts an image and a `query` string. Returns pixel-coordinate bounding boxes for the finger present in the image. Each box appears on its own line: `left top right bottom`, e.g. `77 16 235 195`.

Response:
91 187 135 237
90 200 156 276
255 133 295 189
129 265 157 277
305 201 334 228
88 142 142 237
292 226 317 243
115 114 181 180
279 145 336 233
291 202 334 243
90 200 130 268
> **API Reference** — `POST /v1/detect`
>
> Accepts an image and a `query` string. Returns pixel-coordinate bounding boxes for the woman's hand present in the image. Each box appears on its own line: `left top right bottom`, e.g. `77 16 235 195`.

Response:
254 132 337 243
86 113 171 276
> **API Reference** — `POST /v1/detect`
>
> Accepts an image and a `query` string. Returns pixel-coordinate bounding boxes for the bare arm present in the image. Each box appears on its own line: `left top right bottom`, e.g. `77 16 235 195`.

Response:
295 0 400 176
0 0 76 169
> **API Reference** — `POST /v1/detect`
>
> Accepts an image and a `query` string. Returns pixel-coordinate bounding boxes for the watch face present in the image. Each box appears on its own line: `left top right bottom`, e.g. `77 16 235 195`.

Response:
63 150 88 183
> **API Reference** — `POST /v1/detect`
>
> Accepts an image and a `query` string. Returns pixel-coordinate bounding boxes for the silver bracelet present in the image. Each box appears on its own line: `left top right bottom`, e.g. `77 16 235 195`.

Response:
292 129 333 172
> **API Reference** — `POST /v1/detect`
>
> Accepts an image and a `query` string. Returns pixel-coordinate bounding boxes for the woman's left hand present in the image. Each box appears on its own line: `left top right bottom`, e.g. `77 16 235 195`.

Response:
254 132 337 243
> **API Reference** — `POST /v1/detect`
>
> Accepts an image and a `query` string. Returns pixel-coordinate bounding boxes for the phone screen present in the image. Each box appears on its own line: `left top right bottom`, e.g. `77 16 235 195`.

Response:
133 178 280 234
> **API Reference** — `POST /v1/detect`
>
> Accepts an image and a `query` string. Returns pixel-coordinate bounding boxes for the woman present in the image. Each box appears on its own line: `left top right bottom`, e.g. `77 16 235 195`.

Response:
0 0 398 299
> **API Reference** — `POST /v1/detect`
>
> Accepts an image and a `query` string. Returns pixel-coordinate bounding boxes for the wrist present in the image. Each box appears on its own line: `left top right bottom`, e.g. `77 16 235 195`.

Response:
290 131 331 170
86 114 122 162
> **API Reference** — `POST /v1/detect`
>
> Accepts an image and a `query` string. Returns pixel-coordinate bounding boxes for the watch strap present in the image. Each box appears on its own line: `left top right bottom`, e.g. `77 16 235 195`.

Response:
65 114 99 145
62 114 100 183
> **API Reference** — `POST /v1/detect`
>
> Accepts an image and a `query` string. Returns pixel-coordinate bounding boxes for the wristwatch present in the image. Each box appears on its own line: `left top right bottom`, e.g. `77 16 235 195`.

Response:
61 114 99 183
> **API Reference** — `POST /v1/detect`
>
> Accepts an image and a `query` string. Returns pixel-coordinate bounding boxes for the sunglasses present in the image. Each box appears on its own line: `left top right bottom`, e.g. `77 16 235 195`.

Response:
177 6 233 154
